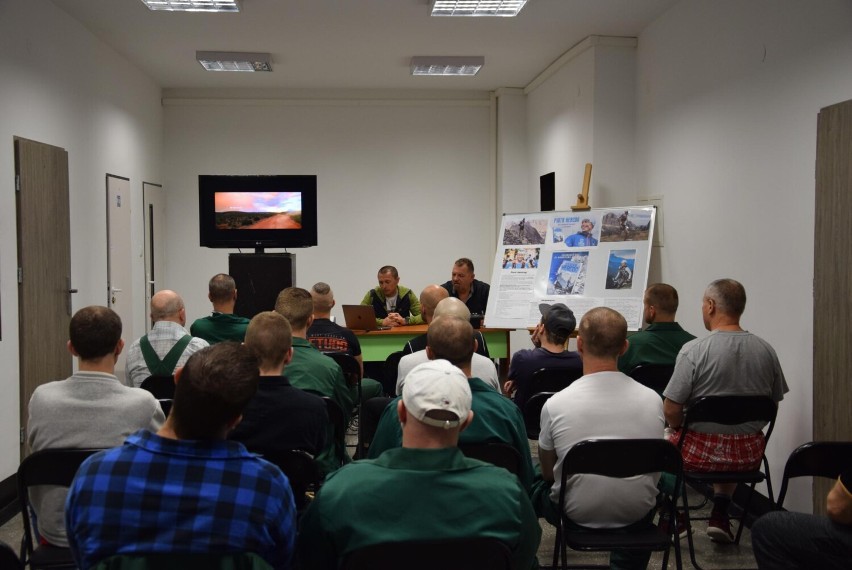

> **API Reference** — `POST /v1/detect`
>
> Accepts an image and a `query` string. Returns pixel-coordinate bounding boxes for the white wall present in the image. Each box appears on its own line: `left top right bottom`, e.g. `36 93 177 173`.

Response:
635 0 852 512
0 0 163 479
161 96 495 323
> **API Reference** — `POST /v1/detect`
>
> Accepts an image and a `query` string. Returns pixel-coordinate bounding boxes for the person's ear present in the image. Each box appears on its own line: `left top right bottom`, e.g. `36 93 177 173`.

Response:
115 338 125 358
67 340 78 357
306 314 315 329
576 336 585 356
282 347 294 366
619 339 629 357
425 346 435 361
397 399 407 426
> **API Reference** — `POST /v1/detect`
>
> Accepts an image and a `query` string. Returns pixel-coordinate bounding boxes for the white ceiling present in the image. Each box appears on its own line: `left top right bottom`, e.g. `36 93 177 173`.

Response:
50 0 678 91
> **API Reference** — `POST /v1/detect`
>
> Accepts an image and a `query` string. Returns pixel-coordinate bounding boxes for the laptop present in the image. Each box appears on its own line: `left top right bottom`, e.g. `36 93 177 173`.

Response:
341 305 391 331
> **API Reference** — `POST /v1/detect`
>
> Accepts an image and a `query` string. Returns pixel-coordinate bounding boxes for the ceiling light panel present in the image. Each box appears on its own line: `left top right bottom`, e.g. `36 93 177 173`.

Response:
141 0 240 12
197 51 272 72
410 57 484 76
431 0 528 17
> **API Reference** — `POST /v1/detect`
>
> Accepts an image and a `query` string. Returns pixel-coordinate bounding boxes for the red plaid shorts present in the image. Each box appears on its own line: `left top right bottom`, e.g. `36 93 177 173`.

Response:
665 429 765 472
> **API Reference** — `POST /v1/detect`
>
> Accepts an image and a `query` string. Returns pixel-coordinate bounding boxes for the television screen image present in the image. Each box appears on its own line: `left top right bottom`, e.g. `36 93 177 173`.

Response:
214 192 303 230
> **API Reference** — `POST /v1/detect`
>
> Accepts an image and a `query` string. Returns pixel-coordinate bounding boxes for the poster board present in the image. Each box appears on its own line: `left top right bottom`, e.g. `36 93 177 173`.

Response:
484 207 656 331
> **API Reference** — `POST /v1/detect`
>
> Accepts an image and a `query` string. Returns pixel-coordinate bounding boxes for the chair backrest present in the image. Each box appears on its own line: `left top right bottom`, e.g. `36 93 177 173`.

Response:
258 449 320 510
458 442 522 476
322 397 347 458
776 441 852 508
682 395 778 442
522 391 556 440
139 375 176 400
342 537 512 570
93 551 273 569
326 352 361 388
358 397 394 457
529 367 582 393
157 399 173 417
627 363 674 396
383 351 405 387
0 540 22 570
17 448 103 556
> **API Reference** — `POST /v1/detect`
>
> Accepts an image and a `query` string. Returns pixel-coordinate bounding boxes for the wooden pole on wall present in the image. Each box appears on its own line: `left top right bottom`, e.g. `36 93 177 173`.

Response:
572 163 592 211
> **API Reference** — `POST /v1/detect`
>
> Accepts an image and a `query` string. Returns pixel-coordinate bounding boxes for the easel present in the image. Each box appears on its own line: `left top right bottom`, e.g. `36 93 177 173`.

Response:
572 163 592 211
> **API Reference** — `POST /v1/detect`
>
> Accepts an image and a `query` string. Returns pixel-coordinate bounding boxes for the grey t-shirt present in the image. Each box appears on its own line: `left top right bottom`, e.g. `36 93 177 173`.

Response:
663 330 788 433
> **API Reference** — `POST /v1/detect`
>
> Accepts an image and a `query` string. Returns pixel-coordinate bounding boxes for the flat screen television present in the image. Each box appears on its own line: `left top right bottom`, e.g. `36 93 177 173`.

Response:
199 175 318 251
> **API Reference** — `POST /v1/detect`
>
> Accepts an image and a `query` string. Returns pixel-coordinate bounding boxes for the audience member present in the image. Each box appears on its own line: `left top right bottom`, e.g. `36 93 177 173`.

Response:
230 311 327 457
275 287 354 474
536 307 664 570
127 290 208 387
299 359 541 570
751 471 852 570
618 283 695 374
440 257 491 316
400 285 490 358
396 297 499 395
27 306 164 548
190 273 250 344
66 342 296 570
370 316 535 492
663 278 788 543
360 265 423 327
503 302 582 410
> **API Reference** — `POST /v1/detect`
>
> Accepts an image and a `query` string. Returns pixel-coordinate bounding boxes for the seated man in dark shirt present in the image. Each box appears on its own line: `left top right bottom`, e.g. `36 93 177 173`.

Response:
307 282 364 376
401 285 490 359
230 311 328 457
440 257 490 317
503 303 583 410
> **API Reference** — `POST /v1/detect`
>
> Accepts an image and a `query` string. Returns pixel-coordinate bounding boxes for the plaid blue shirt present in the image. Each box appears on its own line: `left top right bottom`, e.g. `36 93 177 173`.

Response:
65 430 296 570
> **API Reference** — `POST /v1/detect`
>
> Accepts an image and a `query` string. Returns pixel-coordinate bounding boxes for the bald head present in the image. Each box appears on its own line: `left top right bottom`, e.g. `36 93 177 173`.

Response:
426 316 475 369
420 285 449 324
578 307 627 360
151 290 185 324
433 297 471 321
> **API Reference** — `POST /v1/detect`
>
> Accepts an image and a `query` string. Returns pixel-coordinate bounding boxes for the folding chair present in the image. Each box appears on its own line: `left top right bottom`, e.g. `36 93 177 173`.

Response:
356 396 393 459
139 375 176 400
259 449 321 512
676 395 777 570
17 448 103 569
383 350 405 395
0 540 22 570
342 537 512 570
515 367 582 412
554 438 683 570
627 364 675 397
776 441 852 509
458 442 522 477
523 391 556 440
322 397 348 469
325 352 362 453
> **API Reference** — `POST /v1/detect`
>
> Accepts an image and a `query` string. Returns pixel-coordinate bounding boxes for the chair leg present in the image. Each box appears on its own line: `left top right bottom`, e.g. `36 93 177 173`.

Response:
680 484 704 570
733 482 757 545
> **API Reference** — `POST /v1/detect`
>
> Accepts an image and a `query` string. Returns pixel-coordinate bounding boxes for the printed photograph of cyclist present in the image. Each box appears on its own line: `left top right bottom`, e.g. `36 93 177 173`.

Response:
605 250 636 290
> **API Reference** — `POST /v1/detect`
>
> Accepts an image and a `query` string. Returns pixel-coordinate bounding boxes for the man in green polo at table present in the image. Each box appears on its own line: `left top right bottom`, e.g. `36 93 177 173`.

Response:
618 283 696 374
190 274 250 344
298 359 541 569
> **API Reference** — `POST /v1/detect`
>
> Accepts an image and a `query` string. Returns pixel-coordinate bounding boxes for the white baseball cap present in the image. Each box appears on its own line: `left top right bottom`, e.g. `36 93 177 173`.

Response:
402 359 472 430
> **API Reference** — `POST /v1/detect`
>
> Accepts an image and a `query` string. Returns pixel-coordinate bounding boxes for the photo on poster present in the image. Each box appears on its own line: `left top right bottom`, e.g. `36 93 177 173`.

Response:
605 249 636 290
502 217 547 246
547 252 589 295
600 209 653 242
501 247 540 270
551 214 600 247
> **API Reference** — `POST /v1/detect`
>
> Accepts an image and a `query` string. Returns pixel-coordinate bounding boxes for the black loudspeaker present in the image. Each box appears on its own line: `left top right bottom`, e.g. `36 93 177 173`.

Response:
229 254 296 319
540 172 555 211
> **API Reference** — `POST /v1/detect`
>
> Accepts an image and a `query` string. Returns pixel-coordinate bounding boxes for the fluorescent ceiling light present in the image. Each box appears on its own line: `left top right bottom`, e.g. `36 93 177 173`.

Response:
197 51 272 72
410 56 484 76
141 0 240 12
431 0 528 17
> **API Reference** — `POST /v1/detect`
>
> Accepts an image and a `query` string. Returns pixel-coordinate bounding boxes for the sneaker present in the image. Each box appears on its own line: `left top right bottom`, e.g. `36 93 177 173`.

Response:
658 510 690 540
706 513 735 543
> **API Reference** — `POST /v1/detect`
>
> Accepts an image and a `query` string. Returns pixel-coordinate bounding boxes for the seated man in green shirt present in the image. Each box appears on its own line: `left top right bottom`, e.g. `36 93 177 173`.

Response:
360 265 423 327
298 359 541 570
618 283 696 374
190 274 250 344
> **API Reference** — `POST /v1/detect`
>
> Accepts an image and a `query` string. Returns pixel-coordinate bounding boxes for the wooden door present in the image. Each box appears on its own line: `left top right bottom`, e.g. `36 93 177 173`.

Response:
143 182 165 330
14 137 73 455
107 174 133 384
813 99 852 512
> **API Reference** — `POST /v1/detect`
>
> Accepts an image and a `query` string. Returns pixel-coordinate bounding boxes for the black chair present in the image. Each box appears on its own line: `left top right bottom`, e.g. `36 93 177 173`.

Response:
677 395 777 569
322 397 348 467
459 442 522 477
530 367 582 393
776 441 852 509
522 391 556 440
157 399 173 417
17 448 104 569
554 439 684 570
627 363 675 397
326 352 362 452
259 449 321 512
92 551 273 569
342 537 512 570
356 396 393 459
139 375 175 400
0 540 23 570
383 351 405 395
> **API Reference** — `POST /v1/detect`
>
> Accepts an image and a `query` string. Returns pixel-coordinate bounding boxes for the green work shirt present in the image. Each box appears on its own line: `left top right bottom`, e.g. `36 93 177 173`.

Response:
298 447 541 570
618 322 696 374
189 313 250 344
367 377 536 492
286 337 354 475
